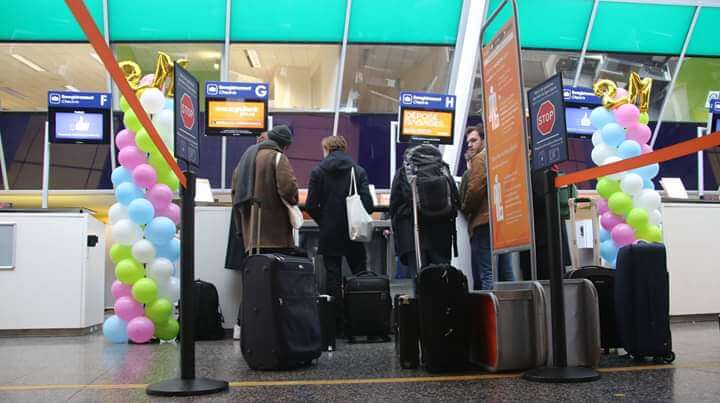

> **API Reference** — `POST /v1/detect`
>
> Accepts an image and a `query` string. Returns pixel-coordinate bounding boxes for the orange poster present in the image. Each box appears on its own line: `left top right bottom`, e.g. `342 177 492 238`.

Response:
481 18 533 251
208 100 265 129
401 109 453 138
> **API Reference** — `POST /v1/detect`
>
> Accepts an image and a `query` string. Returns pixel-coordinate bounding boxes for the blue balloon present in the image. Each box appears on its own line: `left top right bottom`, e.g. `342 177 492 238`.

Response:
111 166 133 187
600 239 619 264
617 140 641 159
599 228 611 242
634 163 660 180
128 198 155 225
103 315 128 344
644 179 655 189
145 217 177 245
156 237 180 261
600 123 626 147
590 107 615 130
115 182 144 206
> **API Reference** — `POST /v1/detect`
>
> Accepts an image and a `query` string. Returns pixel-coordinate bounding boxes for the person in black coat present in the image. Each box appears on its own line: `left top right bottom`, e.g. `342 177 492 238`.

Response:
306 135 374 333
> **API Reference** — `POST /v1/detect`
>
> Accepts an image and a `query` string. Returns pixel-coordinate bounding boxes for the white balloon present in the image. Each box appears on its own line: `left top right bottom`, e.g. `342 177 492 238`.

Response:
112 219 143 245
158 276 180 303
147 257 173 281
108 202 129 225
131 239 156 263
152 109 174 152
591 130 602 147
620 173 644 196
591 143 617 166
602 156 625 180
140 88 166 114
649 209 663 226
634 189 661 212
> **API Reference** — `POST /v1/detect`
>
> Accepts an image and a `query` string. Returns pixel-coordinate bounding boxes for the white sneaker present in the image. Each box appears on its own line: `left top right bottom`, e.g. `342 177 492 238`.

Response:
233 325 241 340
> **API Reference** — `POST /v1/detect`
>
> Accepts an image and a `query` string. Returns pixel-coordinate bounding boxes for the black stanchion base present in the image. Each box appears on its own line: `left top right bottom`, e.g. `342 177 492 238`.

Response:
146 378 229 397
523 366 600 383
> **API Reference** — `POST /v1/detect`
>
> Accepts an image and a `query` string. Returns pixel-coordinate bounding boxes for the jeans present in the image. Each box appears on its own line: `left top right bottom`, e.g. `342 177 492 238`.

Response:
470 224 516 291
323 246 366 332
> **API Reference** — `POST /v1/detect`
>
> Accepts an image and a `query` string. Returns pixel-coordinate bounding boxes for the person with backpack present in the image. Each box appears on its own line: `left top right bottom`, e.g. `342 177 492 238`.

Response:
389 144 459 288
305 135 374 335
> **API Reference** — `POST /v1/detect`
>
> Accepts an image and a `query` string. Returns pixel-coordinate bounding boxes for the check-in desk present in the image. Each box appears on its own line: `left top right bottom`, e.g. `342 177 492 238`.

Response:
0 208 106 334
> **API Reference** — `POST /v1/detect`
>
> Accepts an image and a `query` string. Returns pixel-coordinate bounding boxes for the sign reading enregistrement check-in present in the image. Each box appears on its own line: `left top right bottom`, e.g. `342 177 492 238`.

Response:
398 91 456 145
205 81 269 136
174 64 200 167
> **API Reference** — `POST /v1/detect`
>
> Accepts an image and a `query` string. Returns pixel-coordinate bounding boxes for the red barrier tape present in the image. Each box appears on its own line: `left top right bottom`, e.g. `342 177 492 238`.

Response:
556 131 720 188
65 0 186 188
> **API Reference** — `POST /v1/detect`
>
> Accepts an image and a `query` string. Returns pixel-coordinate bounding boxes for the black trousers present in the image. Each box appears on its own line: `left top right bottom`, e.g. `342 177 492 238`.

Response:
323 244 366 331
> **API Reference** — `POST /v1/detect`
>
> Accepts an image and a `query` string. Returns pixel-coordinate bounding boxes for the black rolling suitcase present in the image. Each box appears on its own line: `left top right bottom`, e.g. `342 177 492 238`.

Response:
615 242 675 363
318 295 336 352
394 294 420 369
241 202 322 370
344 271 392 342
567 266 622 352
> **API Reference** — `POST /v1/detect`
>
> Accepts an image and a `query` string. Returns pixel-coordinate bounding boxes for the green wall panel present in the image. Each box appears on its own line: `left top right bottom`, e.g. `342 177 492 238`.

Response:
349 0 462 44
589 2 694 54
231 0 345 42
687 7 720 57
666 58 720 123
0 0 104 41
110 0 225 41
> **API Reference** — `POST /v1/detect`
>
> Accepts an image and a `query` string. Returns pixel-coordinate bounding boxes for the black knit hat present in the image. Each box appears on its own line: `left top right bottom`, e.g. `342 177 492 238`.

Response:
268 125 293 148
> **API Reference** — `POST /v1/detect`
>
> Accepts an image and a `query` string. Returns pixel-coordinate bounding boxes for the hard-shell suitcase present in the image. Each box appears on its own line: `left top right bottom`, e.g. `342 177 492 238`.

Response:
567 266 622 352
615 242 675 363
318 294 336 352
469 282 546 372
344 271 392 342
394 294 420 369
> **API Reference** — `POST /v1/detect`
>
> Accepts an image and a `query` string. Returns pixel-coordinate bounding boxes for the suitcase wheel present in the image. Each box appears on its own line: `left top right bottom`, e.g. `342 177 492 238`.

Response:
662 352 676 363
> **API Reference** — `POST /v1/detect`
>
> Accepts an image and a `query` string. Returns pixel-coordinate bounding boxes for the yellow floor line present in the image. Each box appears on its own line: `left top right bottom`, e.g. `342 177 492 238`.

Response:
1 361 719 393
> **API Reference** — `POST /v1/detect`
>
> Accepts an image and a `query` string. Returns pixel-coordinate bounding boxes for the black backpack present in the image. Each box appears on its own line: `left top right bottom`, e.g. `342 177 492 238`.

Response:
404 146 458 219
192 280 225 340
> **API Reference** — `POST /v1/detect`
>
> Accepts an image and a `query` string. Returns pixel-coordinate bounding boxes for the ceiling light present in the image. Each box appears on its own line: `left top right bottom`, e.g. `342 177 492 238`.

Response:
362 65 392 73
0 86 28 100
11 54 46 72
244 49 262 68
213 63 219 70
368 90 398 103
64 85 80 92
90 52 103 65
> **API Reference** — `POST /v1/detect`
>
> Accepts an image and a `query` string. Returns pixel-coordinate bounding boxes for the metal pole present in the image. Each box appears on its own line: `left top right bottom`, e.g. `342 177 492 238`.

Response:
180 170 196 379
0 126 9 190
390 121 397 186
545 170 567 368
651 5 701 148
332 0 352 137
573 0 599 88
220 0 231 190
699 125 707 198
102 0 116 172
42 122 50 208
447 0 472 91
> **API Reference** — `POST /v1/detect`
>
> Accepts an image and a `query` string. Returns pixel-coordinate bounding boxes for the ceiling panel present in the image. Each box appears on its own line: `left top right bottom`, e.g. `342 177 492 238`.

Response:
687 7 720 57
0 0 104 41
110 0 225 41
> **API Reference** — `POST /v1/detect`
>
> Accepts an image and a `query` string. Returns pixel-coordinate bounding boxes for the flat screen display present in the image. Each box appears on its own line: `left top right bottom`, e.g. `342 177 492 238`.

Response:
48 107 110 144
205 98 267 136
399 108 455 145
565 107 595 135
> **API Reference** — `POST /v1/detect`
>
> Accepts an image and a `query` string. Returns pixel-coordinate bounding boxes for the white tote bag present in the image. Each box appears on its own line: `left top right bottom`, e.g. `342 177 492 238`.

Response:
274 153 304 230
346 167 373 242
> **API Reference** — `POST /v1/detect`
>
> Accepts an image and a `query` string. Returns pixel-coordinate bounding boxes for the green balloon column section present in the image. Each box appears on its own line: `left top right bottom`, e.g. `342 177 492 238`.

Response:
103 86 182 344
589 88 664 268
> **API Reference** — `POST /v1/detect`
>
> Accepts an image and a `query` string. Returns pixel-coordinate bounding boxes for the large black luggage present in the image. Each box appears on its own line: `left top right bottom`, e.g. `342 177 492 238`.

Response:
567 266 622 352
344 271 392 342
394 294 420 369
615 242 675 363
317 294 336 352
192 279 225 341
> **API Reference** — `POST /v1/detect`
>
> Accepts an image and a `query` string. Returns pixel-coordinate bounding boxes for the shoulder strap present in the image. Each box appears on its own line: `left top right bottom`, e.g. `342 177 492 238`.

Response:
348 167 358 196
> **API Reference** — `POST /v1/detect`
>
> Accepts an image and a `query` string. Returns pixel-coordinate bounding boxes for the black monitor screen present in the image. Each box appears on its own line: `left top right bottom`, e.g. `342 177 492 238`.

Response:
48 107 110 144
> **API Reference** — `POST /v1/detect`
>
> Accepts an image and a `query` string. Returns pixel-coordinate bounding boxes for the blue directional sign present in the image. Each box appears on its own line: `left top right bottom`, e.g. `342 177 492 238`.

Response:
398 91 456 145
47 91 111 144
47 91 111 109
205 82 269 100
562 86 601 106
205 81 269 136
400 91 456 111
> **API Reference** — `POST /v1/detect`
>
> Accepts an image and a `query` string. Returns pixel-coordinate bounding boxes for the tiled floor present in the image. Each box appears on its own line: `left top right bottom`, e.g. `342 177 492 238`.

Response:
0 321 718 402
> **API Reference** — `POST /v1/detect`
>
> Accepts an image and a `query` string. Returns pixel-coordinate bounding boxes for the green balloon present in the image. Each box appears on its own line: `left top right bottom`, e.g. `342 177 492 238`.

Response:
115 258 144 285
596 178 621 200
608 192 633 216
109 244 132 264
132 278 158 304
148 153 170 177
135 128 157 153
119 96 130 113
155 317 180 341
158 169 179 192
626 208 649 230
639 112 649 125
645 225 663 242
123 109 142 133
145 298 173 324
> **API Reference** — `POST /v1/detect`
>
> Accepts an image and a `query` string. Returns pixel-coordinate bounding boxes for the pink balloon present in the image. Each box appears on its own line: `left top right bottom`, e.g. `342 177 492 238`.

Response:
114 296 145 322
118 146 147 170
611 223 636 247
111 280 132 299
614 88 628 100
596 199 609 215
601 211 625 231
127 316 155 343
640 144 653 154
132 164 157 189
139 74 155 87
157 203 181 225
115 129 136 150
626 123 651 144
146 184 173 211
614 104 640 128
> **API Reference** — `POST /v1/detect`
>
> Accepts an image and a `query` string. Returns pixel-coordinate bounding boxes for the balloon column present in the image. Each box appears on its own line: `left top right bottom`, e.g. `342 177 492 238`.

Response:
590 73 664 268
103 54 183 344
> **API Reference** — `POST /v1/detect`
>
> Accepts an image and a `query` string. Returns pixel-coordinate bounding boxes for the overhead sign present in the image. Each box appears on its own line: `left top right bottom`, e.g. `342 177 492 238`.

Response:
174 64 200 167
398 91 456 145
481 14 534 252
709 99 720 114
47 90 111 144
205 81 269 136
529 73 569 171
563 86 602 106
705 91 720 108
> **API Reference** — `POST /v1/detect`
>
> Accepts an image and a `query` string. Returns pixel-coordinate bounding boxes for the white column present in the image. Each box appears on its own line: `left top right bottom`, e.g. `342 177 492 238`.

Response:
220 0 232 189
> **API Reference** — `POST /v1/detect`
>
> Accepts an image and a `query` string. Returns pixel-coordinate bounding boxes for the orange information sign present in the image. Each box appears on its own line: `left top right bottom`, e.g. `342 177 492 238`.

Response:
401 109 454 138
207 100 265 129
481 17 533 252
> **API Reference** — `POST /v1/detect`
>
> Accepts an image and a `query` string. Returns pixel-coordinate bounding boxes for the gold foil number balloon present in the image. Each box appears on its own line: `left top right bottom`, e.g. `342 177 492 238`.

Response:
118 52 190 97
593 72 653 113
119 61 142 91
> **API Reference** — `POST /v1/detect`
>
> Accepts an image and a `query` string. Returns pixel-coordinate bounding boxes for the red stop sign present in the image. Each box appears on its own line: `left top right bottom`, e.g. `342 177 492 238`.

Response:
180 94 195 130
537 100 555 136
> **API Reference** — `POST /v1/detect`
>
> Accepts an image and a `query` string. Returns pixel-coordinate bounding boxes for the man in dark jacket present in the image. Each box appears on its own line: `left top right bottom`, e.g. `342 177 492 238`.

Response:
306 136 374 334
